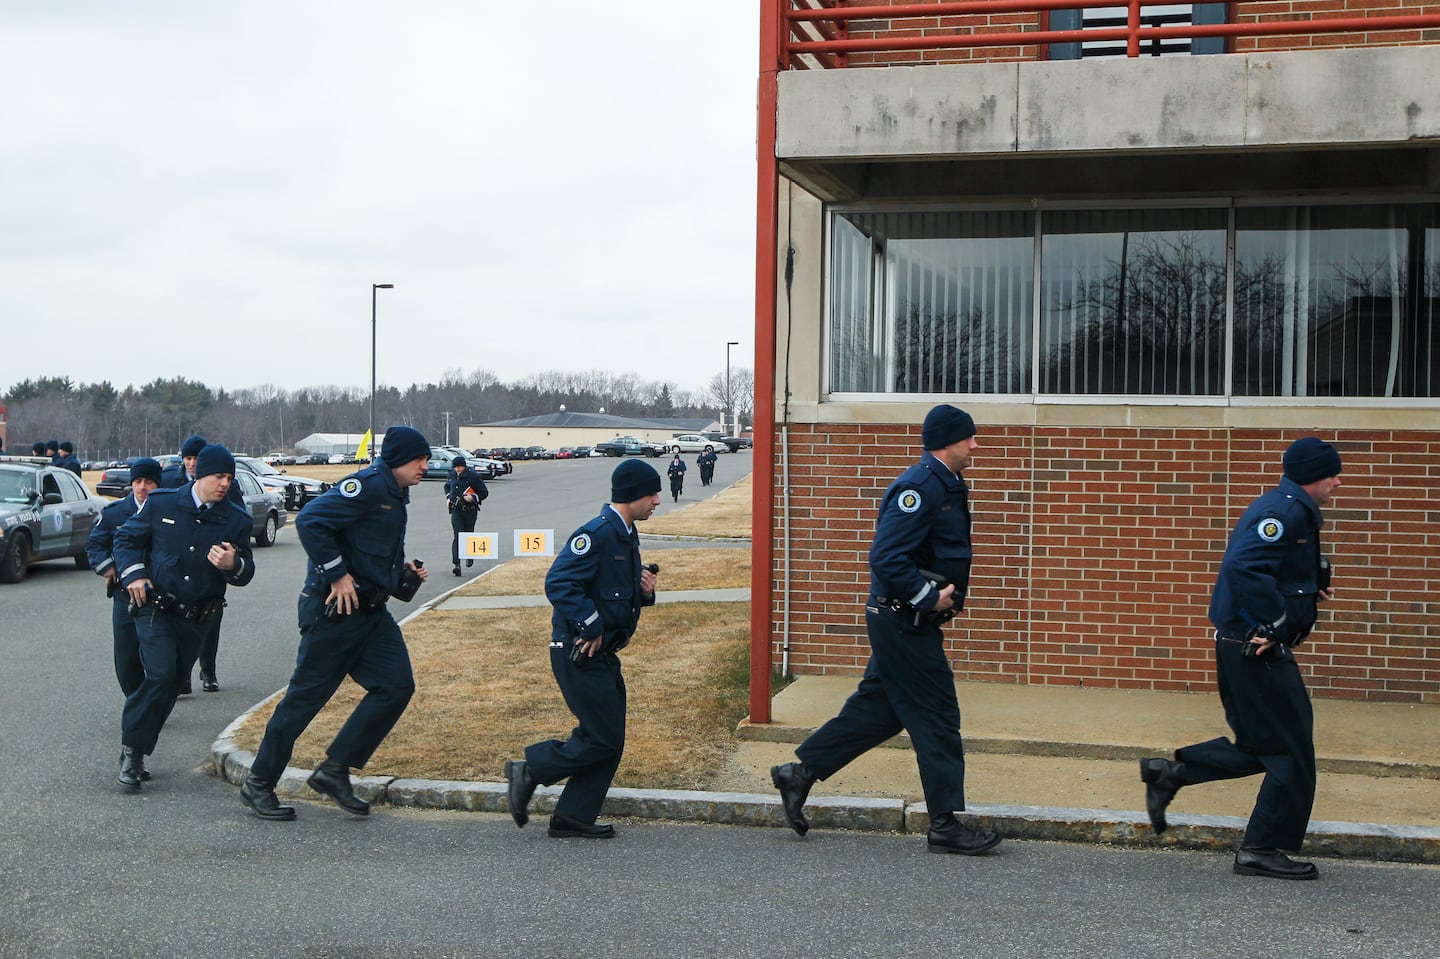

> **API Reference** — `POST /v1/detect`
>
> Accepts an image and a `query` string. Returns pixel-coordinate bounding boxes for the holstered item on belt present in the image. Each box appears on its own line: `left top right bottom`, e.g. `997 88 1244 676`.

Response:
105 579 118 599
151 592 226 624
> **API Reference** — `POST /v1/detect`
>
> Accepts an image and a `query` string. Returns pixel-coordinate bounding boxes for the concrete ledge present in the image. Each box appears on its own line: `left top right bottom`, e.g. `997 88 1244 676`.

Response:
210 725 1440 862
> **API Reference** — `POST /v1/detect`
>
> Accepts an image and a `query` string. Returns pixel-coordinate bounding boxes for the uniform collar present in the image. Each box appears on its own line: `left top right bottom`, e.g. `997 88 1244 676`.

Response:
602 503 634 538
373 461 410 503
1276 476 1323 521
919 451 963 486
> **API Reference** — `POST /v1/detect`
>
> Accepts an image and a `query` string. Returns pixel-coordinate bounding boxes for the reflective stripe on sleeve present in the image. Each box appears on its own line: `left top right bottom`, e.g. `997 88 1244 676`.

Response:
120 563 147 579
319 556 343 571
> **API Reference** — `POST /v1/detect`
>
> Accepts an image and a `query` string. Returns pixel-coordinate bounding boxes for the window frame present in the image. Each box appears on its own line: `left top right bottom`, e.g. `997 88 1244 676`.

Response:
821 195 1440 409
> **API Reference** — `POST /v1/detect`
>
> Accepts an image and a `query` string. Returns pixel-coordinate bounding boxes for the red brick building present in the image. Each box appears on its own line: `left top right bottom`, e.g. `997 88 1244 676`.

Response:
749 2 1440 718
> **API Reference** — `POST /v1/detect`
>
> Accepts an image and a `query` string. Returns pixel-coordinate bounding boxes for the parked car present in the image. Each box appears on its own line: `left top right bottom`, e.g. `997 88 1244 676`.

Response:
233 456 329 510
665 434 716 454
232 471 288 547
96 462 135 498
506 447 529 461
0 455 107 583
572 445 593 458
481 448 509 460
595 436 664 457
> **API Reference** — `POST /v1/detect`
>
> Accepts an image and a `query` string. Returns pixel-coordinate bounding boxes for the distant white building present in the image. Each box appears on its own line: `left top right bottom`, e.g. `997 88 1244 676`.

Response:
293 432 368 456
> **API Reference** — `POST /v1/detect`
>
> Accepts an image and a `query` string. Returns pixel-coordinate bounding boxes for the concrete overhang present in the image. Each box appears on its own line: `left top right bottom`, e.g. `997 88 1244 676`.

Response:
776 45 1440 202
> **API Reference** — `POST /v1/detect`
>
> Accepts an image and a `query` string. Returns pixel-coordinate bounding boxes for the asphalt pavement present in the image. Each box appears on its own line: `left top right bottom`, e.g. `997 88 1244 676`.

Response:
4 451 1440 958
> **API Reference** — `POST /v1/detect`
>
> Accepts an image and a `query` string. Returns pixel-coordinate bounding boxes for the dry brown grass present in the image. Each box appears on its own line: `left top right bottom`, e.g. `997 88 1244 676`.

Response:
228 465 759 787
230 601 752 788
640 474 752 539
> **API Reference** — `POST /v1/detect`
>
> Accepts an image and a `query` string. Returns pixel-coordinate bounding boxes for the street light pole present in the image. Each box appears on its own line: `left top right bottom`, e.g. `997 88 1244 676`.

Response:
371 283 394 453
725 340 739 436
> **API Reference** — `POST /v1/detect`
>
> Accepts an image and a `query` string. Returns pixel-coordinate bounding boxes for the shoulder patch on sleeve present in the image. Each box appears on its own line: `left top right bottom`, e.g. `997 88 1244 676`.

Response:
338 477 363 498
1256 517 1284 543
569 533 592 556
897 489 923 514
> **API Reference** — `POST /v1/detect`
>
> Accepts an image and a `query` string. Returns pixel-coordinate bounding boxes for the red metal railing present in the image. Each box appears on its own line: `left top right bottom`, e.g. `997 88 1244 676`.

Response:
781 0 1440 67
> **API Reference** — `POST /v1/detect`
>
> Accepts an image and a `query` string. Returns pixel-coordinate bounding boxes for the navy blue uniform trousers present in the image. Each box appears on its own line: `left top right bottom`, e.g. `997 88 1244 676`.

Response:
250 602 415 783
110 592 145 698
123 610 206 754
797 605 967 817
450 508 478 566
1176 638 1316 852
525 646 627 824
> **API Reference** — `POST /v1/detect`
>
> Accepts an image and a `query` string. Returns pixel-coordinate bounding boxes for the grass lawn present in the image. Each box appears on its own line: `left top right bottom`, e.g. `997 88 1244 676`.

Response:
230 475 756 787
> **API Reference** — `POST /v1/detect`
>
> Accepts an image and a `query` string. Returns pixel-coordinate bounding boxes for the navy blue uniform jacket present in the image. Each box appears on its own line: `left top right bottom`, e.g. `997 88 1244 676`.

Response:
446 470 489 510
546 504 655 646
114 485 255 602
869 452 973 613
1209 476 1325 645
86 492 142 576
296 462 410 596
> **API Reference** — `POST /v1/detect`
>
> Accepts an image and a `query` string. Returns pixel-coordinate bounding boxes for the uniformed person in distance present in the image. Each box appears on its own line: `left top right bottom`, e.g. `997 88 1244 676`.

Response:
112 445 255 789
1142 437 1343 880
86 457 164 701
446 455 489 576
56 440 83 477
505 458 662 838
770 405 1001 855
161 434 208 489
696 444 717 487
239 426 431 822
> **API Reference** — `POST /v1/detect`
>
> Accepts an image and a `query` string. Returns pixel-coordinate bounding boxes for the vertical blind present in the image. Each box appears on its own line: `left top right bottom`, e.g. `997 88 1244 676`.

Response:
827 202 1440 399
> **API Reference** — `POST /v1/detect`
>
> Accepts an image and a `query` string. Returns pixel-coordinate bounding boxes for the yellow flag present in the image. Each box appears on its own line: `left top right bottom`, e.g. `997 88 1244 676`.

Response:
356 430 373 461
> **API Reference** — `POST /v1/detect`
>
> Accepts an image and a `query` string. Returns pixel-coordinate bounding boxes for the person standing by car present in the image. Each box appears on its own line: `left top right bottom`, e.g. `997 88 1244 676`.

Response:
696 445 717 487
112 444 255 789
769 405 1001 856
446 455 489 577
504 459 662 839
56 441 83 477
1140 438 1342 881
86 457 164 699
239 426 431 822
666 453 686 503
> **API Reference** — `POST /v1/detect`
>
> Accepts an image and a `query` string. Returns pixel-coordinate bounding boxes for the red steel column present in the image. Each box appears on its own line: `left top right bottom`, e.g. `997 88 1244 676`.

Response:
749 0 783 725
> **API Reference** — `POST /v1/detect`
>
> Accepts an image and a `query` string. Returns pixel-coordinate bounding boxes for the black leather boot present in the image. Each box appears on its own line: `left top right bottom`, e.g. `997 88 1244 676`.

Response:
117 746 144 789
505 759 537 828
1139 757 1186 834
770 762 815 836
307 758 370 816
240 776 297 821
927 815 1002 855
1233 847 1319 880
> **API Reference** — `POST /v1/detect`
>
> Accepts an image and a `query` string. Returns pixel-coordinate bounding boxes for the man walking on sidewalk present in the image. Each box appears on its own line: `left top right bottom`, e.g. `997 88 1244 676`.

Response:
770 405 1001 855
1142 437 1343 880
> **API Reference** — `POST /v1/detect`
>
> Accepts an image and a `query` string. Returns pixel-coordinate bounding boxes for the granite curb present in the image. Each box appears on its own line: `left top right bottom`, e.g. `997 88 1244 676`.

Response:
209 703 1440 863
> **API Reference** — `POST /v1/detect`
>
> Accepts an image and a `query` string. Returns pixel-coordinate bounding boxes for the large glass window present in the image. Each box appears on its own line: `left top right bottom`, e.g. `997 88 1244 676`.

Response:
825 201 1440 402
1234 204 1440 398
828 210 1035 394
1040 208 1227 395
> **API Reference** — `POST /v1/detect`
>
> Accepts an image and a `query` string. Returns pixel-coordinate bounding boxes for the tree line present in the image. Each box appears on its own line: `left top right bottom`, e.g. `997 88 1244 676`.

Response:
3 366 757 460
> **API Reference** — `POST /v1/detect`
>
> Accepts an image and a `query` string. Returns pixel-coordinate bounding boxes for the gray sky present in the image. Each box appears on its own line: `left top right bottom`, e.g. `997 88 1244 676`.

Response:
1 2 758 395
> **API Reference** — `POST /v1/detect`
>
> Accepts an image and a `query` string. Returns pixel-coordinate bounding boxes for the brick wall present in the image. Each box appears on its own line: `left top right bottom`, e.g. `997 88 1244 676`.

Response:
768 422 1440 703
823 0 1440 66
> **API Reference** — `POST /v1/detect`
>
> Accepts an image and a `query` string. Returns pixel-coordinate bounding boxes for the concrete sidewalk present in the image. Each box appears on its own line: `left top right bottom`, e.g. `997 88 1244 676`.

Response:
719 675 1440 861
212 586 1440 863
